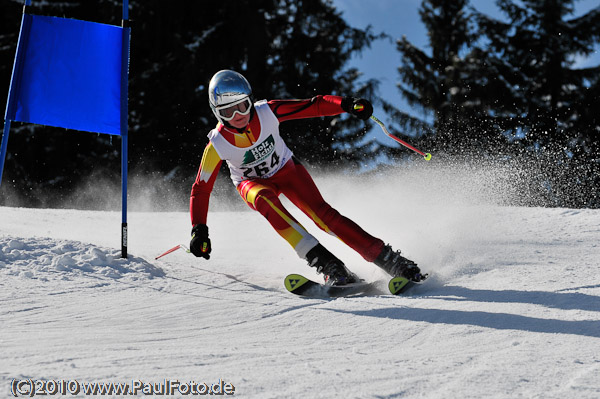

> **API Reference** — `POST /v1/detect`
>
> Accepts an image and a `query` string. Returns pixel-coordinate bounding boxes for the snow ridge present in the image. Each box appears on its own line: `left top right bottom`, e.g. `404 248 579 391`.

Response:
0 236 165 281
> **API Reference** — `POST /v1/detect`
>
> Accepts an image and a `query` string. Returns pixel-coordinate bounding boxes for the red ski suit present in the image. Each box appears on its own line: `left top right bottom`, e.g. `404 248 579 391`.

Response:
190 95 384 262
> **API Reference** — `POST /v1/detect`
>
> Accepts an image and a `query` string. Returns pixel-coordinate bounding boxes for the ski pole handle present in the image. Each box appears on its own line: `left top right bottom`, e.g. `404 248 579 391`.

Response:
354 104 432 161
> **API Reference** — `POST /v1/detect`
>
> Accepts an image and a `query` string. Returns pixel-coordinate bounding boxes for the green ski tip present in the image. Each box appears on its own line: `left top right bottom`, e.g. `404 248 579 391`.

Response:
285 274 311 293
388 276 410 295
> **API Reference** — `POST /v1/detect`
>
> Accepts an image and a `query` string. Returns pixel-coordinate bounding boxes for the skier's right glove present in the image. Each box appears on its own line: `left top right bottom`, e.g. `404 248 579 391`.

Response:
341 97 373 120
190 224 211 259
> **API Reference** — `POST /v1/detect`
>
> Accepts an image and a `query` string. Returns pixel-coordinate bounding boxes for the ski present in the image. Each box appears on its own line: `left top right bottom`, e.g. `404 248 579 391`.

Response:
284 273 372 297
388 272 429 294
388 276 414 294
284 273 428 297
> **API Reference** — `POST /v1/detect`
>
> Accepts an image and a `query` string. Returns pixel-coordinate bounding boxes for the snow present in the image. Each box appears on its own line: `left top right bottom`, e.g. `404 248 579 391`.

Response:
1 168 600 398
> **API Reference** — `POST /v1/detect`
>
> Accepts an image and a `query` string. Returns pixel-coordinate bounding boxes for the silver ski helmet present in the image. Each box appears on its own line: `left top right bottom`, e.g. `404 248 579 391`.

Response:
208 70 253 124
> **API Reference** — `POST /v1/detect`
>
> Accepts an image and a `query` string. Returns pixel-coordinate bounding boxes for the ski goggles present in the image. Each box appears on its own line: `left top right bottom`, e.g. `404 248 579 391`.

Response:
215 97 252 121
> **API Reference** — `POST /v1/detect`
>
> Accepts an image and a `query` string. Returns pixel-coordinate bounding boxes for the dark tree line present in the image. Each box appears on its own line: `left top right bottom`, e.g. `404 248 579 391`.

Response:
1 0 599 208
0 0 381 207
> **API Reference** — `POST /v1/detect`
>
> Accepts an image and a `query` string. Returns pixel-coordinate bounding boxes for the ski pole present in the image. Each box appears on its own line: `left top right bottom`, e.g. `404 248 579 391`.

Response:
155 244 190 260
370 115 432 161
354 105 432 161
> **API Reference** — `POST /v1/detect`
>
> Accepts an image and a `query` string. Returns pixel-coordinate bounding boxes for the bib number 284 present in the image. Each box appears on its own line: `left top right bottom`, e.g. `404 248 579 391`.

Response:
242 151 280 178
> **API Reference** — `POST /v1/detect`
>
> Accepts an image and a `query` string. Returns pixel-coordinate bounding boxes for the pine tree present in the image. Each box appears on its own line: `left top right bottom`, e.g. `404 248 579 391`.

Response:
395 0 509 157
474 0 600 207
475 0 600 151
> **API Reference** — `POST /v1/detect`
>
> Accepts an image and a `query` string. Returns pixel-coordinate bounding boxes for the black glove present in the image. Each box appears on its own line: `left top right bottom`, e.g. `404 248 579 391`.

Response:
190 224 211 259
341 97 373 120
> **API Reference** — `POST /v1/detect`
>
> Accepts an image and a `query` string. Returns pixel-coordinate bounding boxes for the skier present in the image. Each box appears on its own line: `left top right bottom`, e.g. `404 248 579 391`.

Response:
189 69 424 285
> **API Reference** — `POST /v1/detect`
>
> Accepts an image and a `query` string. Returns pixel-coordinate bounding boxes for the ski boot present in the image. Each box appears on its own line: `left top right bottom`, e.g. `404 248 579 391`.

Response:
374 244 425 282
305 244 357 286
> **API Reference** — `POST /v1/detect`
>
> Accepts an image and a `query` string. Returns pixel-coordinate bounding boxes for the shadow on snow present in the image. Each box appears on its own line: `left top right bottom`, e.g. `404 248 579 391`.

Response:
327 285 600 338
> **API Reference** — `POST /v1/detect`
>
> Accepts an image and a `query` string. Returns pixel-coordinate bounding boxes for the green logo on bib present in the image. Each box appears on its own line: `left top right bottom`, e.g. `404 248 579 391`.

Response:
242 135 275 166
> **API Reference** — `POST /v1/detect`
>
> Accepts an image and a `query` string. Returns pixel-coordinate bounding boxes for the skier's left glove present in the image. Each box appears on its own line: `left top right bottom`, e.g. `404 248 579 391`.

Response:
190 224 211 259
341 97 373 120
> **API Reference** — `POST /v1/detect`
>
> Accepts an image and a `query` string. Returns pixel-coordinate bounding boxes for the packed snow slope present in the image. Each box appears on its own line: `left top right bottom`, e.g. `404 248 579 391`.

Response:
1 165 600 398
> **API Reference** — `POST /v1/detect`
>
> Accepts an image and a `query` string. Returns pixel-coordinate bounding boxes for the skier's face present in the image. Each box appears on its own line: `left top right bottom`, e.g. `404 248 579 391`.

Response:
228 111 251 129
215 96 252 128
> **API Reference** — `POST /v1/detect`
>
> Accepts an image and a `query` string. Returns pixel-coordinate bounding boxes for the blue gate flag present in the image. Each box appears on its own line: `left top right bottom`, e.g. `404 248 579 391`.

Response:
5 14 123 135
1 2 130 258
